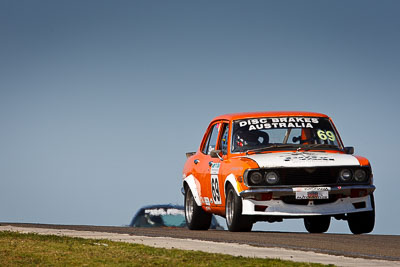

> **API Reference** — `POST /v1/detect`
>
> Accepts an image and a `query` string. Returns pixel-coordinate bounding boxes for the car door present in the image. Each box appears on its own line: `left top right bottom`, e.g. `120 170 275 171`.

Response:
192 122 222 207
207 122 230 208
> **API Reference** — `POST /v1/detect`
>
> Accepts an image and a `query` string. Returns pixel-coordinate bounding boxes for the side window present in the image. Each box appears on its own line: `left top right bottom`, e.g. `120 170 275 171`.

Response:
202 123 220 155
219 124 229 155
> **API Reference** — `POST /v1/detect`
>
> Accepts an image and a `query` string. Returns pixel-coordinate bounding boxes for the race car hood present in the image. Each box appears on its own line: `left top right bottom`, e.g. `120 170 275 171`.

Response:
244 151 360 168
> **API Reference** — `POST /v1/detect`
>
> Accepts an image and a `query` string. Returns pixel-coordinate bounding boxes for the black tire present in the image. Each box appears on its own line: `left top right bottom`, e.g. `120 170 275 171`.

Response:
225 185 253 232
304 216 331 233
347 194 375 234
184 186 212 230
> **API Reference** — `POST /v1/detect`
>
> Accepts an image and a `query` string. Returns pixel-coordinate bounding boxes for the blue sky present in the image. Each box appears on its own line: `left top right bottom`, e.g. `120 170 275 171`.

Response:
1 0 399 234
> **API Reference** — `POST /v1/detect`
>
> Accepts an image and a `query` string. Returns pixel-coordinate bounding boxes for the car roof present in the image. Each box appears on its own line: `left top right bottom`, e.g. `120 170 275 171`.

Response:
212 111 329 122
138 204 184 211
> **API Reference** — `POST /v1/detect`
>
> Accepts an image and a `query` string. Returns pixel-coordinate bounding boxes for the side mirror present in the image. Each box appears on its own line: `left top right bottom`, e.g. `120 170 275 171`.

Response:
185 152 196 159
344 147 354 155
210 150 223 160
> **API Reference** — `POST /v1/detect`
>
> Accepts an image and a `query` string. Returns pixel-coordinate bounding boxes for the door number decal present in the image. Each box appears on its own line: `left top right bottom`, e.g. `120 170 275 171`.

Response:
210 163 221 205
211 175 221 205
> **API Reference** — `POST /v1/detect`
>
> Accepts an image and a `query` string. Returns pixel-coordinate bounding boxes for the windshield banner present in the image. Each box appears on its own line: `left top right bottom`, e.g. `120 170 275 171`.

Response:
238 117 320 131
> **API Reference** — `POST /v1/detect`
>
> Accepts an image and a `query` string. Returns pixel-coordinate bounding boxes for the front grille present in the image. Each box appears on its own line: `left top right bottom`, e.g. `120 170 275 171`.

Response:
279 167 338 186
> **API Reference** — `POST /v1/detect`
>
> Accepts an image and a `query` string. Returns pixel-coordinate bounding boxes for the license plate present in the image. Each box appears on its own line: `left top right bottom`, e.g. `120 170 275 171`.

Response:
295 190 329 200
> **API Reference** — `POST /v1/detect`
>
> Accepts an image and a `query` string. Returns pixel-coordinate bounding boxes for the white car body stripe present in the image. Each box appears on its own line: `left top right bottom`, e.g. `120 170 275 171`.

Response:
224 174 239 198
245 151 360 168
183 174 201 206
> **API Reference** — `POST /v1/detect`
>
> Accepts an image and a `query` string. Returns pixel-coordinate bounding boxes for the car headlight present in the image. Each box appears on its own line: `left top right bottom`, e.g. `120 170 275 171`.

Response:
249 171 263 185
354 169 367 182
339 169 352 182
265 171 279 185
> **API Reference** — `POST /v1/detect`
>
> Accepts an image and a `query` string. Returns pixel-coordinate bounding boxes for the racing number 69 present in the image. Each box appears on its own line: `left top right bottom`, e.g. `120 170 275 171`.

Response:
317 130 336 142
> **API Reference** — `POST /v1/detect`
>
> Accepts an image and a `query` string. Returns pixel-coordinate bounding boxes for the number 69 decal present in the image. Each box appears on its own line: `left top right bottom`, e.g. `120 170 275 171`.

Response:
211 175 222 205
317 130 336 141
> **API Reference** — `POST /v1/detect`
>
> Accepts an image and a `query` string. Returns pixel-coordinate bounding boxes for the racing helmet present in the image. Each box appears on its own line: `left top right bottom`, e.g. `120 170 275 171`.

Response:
234 129 269 149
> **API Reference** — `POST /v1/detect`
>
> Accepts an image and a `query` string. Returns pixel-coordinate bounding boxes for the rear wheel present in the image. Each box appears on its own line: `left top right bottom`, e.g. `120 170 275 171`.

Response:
225 185 253 232
184 186 211 230
347 194 375 234
304 216 331 233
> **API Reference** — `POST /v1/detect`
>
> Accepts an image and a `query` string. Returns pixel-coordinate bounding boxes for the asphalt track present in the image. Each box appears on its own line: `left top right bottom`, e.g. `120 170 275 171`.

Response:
1 222 399 263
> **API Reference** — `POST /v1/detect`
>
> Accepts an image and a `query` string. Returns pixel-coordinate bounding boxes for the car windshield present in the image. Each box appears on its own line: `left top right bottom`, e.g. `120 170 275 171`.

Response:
132 208 186 228
231 116 342 153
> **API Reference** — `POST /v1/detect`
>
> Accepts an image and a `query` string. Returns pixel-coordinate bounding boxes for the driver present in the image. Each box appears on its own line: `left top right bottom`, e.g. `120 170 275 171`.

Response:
234 129 269 151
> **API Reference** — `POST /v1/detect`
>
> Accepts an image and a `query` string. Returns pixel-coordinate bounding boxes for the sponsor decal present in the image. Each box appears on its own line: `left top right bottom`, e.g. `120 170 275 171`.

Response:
211 163 220 174
293 187 331 192
238 117 320 131
296 191 329 199
281 153 335 162
294 187 330 200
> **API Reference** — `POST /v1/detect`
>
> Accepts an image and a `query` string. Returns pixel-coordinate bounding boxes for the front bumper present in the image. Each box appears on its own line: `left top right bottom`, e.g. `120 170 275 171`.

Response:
240 185 375 216
240 185 375 198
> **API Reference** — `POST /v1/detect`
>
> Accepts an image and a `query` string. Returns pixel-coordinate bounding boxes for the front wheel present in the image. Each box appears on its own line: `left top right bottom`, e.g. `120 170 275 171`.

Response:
304 216 331 233
184 186 211 230
225 185 253 232
347 194 375 234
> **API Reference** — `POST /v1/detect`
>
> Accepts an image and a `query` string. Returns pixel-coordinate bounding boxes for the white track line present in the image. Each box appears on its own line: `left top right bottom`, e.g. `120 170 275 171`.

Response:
1 226 398 267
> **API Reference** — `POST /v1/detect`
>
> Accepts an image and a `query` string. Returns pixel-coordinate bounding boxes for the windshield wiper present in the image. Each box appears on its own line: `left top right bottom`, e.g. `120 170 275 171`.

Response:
299 144 339 151
246 144 298 155
244 143 340 155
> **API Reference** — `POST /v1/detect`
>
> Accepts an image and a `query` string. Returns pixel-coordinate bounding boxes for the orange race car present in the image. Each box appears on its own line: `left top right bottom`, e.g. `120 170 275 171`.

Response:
182 111 375 234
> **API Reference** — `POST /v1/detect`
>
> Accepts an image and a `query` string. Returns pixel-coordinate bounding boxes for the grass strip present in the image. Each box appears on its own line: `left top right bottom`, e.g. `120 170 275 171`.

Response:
0 231 334 266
